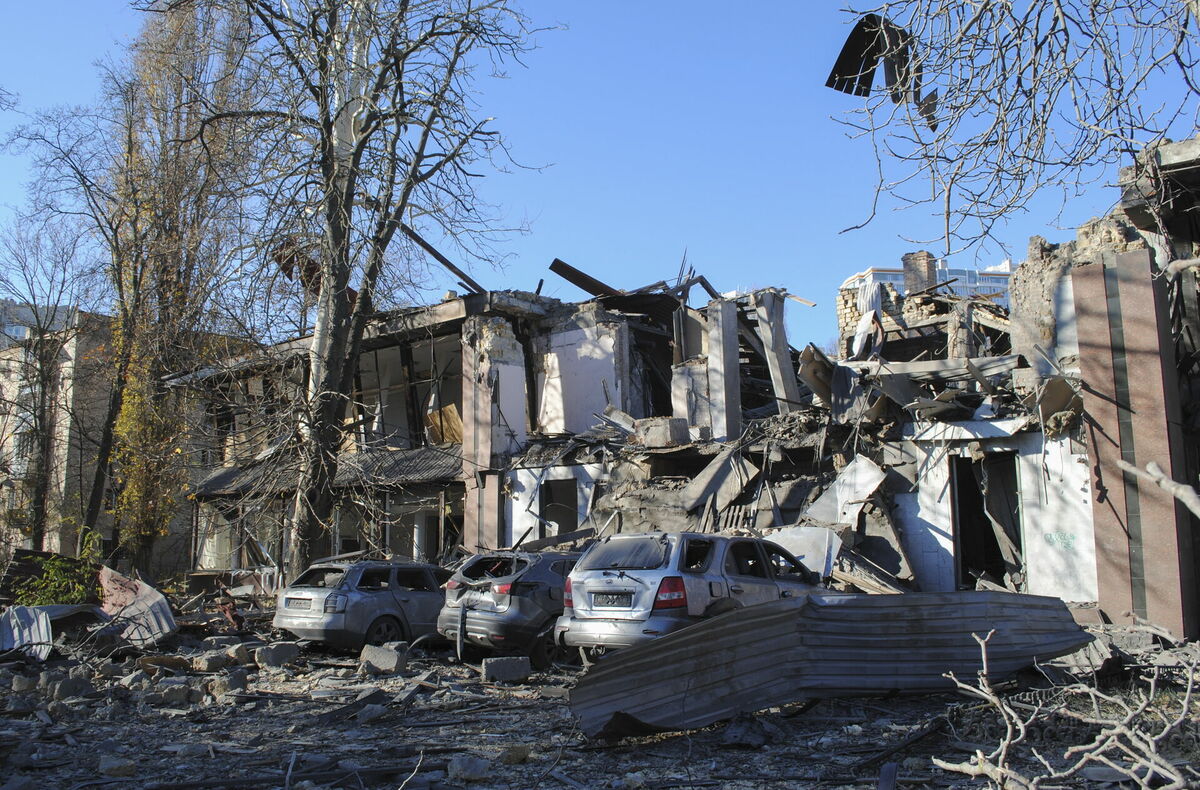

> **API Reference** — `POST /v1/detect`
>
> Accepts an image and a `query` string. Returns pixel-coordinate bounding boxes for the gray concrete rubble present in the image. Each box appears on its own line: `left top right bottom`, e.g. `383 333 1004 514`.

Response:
0 628 1194 789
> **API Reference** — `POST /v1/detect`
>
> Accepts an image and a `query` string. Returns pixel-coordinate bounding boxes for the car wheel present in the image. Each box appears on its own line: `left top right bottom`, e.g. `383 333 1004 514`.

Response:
364 616 405 646
528 625 562 670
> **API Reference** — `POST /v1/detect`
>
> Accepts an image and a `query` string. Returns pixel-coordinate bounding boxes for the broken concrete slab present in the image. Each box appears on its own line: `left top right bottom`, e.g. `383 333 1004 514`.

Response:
254 642 300 668
634 417 689 448
359 643 407 674
481 656 531 683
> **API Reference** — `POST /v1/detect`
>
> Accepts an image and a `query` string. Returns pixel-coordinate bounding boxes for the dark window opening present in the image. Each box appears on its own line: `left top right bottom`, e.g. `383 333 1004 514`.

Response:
395 568 434 591
357 567 391 590
682 538 714 572
539 478 578 540
952 454 1023 590
724 541 768 578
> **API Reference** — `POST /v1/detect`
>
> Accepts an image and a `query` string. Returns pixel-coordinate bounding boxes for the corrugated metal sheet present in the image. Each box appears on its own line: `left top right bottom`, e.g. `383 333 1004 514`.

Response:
195 444 462 497
569 591 1092 739
0 606 54 661
99 567 178 647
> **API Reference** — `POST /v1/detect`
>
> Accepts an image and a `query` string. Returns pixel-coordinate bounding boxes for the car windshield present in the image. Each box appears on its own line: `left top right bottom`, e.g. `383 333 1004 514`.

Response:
578 537 669 571
291 567 347 588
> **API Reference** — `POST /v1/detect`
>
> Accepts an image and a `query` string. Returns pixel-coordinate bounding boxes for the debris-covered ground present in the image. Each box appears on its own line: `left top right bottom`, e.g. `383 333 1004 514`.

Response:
2 631 1198 790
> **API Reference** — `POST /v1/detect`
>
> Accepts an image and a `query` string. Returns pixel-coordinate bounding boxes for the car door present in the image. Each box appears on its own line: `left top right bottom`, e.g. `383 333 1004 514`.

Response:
762 543 818 599
392 566 445 637
721 540 778 607
352 566 402 634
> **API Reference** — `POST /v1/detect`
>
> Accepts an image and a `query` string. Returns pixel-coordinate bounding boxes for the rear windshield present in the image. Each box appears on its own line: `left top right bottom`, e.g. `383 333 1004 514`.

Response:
578 537 669 571
291 567 346 588
460 555 529 581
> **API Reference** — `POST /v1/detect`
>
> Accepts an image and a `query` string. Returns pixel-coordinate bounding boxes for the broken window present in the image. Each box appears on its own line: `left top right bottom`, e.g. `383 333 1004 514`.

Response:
578 537 669 571
357 567 391 591
764 545 812 582
460 554 528 581
951 453 1024 590
724 541 768 578
395 568 434 591
292 567 346 588
681 538 715 573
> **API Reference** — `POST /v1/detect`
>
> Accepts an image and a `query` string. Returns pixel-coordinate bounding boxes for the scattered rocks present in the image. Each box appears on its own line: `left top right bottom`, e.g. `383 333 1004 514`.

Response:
481 656 531 683
359 643 407 674
253 642 300 669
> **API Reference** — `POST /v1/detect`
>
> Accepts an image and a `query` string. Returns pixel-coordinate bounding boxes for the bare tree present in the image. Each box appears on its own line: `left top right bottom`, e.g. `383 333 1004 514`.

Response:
9 3 254 566
193 0 531 573
830 2 1200 255
0 218 95 552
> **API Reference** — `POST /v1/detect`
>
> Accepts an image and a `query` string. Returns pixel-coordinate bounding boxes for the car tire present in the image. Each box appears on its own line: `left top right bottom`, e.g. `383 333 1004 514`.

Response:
528 624 565 670
364 616 406 646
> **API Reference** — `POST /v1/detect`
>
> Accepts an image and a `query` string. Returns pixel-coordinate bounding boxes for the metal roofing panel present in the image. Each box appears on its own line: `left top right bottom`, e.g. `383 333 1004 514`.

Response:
195 445 463 498
569 591 1092 739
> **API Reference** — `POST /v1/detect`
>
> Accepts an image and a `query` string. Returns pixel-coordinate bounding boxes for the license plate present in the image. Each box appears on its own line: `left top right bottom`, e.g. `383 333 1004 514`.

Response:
285 597 311 610
592 592 632 608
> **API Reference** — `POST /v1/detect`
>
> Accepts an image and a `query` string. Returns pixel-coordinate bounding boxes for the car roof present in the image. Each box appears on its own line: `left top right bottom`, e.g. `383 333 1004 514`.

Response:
305 560 438 571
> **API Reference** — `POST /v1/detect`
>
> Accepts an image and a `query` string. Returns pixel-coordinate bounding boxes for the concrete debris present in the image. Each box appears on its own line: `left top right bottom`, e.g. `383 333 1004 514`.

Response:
481 656 531 683
359 642 408 674
253 642 299 669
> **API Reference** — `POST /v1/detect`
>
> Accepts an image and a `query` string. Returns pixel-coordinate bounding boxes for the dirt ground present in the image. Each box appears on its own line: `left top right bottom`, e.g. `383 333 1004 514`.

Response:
1 640 1196 790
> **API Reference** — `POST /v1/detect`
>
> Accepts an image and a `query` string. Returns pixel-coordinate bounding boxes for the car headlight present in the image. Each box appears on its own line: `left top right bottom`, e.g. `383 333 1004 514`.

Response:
323 593 346 613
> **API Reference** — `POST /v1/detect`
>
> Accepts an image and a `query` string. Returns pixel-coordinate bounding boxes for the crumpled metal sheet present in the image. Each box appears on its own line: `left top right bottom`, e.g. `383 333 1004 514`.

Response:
802 456 886 525
0 606 54 661
99 566 177 647
569 591 1093 739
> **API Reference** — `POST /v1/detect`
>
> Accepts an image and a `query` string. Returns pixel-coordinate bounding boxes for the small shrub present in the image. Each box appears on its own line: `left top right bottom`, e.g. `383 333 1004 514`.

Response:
13 529 101 606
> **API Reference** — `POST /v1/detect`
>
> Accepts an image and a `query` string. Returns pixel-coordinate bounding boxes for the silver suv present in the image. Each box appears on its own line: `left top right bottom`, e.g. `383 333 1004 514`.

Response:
555 532 820 651
273 560 450 650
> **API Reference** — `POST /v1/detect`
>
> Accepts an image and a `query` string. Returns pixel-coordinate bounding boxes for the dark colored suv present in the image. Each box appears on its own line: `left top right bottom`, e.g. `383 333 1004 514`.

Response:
437 550 578 668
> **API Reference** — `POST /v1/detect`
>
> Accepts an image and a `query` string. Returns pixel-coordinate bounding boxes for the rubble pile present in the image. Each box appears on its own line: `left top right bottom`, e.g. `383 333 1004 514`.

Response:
1 631 1196 788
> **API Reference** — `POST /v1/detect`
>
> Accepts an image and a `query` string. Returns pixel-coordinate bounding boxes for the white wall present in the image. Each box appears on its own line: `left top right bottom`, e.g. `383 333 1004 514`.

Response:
537 323 621 434
892 424 1097 600
504 463 605 547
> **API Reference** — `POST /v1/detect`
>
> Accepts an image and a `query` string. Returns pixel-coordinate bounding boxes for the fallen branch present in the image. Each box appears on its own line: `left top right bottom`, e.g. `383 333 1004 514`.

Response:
1115 460 1200 521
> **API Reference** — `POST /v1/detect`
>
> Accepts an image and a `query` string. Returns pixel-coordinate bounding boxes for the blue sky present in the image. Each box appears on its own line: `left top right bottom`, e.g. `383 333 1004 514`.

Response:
0 2 1119 346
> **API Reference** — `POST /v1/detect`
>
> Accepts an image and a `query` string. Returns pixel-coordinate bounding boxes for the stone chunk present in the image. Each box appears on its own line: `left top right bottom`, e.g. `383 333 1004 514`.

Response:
52 677 95 700
634 416 689 448
359 643 407 674
201 636 242 649
253 642 300 668
355 703 389 724
10 675 36 693
209 668 248 698
224 644 251 665
447 755 490 782
499 745 531 765
98 756 137 777
192 651 234 673
480 656 531 683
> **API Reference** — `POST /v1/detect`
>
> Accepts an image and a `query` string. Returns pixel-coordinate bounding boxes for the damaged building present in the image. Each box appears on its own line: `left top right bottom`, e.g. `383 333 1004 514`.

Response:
162 139 1200 643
